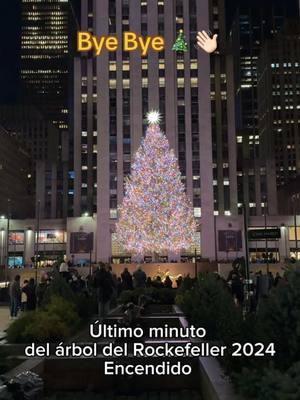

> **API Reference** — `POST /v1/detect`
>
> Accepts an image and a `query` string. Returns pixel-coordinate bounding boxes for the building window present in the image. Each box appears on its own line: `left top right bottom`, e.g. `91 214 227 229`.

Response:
9 231 25 245
36 230 66 244
289 227 300 241
110 209 118 219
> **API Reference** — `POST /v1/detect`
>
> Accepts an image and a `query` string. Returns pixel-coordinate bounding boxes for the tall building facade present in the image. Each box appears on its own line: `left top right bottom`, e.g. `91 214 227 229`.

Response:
21 0 72 133
73 0 237 262
0 125 33 218
0 105 65 219
257 23 300 214
230 0 299 216
20 0 76 217
209 0 238 217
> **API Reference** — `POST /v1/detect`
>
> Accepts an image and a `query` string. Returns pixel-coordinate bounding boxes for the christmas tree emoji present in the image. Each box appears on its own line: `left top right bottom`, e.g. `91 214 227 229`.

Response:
172 29 188 52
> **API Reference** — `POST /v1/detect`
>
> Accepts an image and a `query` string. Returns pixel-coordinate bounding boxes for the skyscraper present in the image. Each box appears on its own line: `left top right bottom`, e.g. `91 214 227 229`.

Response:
73 0 236 261
20 0 77 217
21 0 73 132
0 104 63 219
257 22 300 214
230 0 299 216
0 125 33 218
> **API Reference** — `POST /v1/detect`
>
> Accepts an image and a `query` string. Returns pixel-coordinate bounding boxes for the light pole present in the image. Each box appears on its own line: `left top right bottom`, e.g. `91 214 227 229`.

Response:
0 215 5 267
292 194 299 260
82 212 93 275
35 200 41 285
242 203 250 310
0 228 4 266
5 199 11 285
281 224 288 260
264 197 269 274
194 247 198 278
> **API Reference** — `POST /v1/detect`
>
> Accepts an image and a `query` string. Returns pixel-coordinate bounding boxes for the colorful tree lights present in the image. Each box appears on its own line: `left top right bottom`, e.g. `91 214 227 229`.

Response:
116 115 197 255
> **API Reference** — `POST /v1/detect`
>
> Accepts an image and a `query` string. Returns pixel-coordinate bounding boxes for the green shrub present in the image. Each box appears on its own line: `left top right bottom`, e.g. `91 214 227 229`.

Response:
6 296 80 343
176 270 300 398
22 311 71 343
42 272 76 307
176 273 243 343
74 293 97 320
233 270 300 398
45 296 78 327
255 269 300 370
235 362 300 400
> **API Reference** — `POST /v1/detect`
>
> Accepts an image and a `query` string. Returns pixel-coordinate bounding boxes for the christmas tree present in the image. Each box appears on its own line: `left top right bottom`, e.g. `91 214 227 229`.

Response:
172 29 188 52
116 111 197 255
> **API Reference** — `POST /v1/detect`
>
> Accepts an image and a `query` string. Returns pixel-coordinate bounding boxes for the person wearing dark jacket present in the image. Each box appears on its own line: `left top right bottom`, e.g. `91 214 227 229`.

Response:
121 268 133 290
37 276 48 308
93 264 115 319
9 275 21 319
164 276 173 289
23 278 36 311
133 266 147 288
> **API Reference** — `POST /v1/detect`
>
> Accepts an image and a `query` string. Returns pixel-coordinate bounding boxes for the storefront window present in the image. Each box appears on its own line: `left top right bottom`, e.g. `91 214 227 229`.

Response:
290 251 300 260
9 231 24 245
36 230 66 244
8 256 23 267
288 227 300 241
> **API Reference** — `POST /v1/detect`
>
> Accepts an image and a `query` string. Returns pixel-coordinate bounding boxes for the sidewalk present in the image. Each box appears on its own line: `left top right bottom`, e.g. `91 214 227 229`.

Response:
0 306 10 334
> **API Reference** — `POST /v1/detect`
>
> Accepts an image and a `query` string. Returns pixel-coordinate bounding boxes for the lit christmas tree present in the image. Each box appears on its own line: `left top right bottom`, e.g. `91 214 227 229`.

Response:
172 29 188 52
116 111 197 255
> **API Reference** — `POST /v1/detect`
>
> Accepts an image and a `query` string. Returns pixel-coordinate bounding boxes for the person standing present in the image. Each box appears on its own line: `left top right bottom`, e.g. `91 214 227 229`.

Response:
23 278 36 311
93 264 114 320
21 280 29 311
59 260 69 280
36 275 48 308
121 267 133 290
133 266 147 288
164 275 173 289
9 275 21 319
274 272 282 287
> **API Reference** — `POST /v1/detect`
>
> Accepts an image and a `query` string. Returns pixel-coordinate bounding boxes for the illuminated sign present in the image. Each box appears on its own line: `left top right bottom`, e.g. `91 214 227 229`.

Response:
248 228 281 240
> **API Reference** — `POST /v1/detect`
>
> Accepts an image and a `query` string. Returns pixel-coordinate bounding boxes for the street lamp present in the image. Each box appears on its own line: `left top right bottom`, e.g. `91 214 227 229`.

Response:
242 203 250 312
5 199 11 285
292 194 299 260
0 228 4 266
35 200 41 285
281 223 288 260
263 196 269 274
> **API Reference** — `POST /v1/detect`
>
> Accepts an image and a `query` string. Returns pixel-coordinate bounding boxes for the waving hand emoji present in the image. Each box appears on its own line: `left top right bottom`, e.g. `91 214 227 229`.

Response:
197 31 218 54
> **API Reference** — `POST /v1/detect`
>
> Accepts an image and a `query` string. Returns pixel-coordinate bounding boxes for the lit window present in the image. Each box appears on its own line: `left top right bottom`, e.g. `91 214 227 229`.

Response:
194 208 201 217
110 209 118 219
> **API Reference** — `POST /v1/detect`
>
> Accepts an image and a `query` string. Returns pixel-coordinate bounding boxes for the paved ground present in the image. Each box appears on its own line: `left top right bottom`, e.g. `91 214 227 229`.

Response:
0 306 10 333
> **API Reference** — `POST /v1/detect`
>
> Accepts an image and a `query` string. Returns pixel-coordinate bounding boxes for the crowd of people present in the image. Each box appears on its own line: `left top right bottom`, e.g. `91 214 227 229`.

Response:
8 262 178 320
226 265 285 309
8 256 288 320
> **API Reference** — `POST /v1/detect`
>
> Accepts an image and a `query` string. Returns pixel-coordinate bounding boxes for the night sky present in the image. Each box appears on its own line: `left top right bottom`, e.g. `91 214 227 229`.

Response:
0 0 21 103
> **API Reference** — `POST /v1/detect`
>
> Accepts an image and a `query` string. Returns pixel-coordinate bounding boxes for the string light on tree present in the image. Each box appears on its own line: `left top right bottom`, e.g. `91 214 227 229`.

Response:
116 111 197 255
